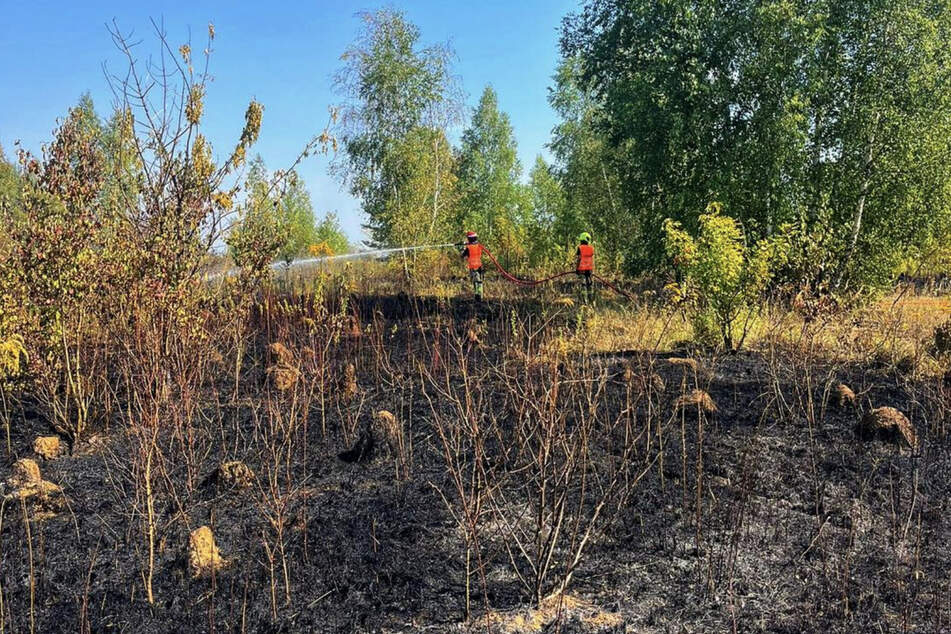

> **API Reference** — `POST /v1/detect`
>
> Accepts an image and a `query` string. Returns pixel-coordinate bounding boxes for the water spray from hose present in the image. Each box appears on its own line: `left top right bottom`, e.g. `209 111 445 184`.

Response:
207 243 458 281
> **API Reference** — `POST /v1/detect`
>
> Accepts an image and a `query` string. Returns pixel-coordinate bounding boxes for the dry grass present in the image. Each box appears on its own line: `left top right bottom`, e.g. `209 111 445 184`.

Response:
859 406 919 448
188 526 226 577
483 593 622 633
554 292 951 383
674 389 717 414
32 436 61 459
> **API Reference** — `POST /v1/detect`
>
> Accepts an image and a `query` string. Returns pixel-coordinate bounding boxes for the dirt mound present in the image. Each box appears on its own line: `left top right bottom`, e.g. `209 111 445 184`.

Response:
268 341 295 366
674 389 717 414
831 382 856 408
374 410 402 453
858 406 918 448
4 458 64 516
484 593 624 633
667 357 699 372
188 526 225 577
268 365 300 391
217 461 254 489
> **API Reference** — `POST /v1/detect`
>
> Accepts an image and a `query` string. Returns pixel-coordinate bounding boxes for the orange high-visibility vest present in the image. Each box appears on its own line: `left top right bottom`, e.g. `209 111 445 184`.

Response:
577 244 594 271
467 244 483 270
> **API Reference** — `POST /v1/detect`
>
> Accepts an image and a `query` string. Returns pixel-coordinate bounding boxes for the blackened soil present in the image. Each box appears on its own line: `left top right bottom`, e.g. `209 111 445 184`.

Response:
1 293 950 633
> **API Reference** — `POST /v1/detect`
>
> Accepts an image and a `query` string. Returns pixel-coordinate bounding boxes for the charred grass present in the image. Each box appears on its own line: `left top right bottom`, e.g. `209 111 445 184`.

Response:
1 289 950 632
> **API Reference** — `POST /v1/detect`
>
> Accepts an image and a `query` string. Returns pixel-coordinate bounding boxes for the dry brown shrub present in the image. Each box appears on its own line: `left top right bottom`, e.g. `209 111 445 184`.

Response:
217 461 254 489
674 389 717 414
343 362 358 400
268 342 295 366
188 525 226 577
667 357 699 373
859 406 918 448
33 436 62 459
831 382 857 408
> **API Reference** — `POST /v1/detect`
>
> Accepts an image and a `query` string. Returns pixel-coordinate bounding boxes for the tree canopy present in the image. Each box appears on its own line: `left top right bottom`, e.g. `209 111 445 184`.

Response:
561 0 951 289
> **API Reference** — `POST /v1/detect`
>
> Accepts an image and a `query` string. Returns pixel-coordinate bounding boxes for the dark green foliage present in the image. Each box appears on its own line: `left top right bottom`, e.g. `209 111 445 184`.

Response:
457 86 529 261
561 0 951 289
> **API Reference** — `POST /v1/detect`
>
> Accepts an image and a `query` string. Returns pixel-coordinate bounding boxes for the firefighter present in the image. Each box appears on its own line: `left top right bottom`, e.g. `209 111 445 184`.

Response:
461 231 484 300
576 232 594 302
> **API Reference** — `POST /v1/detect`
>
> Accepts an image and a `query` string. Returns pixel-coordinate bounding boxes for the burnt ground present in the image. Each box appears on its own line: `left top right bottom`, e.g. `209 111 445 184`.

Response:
1 292 950 633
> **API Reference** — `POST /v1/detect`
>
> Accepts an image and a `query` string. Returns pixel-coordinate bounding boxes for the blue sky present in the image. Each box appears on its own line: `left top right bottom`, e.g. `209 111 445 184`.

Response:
0 0 579 243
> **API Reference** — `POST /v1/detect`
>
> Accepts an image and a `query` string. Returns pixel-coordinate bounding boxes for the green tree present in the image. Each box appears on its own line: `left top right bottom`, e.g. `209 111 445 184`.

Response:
561 0 951 289
380 127 458 247
457 86 528 262
0 144 21 218
227 156 287 278
313 212 350 256
334 9 461 246
526 156 566 266
548 58 625 269
277 173 318 265
99 106 142 223
0 145 24 343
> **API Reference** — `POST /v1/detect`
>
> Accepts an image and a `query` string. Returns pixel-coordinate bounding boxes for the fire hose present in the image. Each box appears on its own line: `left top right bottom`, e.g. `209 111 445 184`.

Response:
478 245 636 300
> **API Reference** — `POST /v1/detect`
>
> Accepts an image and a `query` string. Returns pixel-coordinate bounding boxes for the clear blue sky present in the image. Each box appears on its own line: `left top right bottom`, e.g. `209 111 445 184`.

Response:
0 0 579 244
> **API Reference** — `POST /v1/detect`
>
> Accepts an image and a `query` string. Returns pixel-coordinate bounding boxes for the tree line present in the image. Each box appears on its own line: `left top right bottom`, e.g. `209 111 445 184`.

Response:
340 2 951 292
4 2 951 292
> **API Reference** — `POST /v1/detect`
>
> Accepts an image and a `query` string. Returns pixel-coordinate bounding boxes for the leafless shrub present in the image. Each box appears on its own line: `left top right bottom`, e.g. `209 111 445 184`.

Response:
424 312 660 614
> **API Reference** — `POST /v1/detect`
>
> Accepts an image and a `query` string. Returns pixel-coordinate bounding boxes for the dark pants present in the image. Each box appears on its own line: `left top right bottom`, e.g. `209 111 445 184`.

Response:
577 270 593 301
469 268 484 298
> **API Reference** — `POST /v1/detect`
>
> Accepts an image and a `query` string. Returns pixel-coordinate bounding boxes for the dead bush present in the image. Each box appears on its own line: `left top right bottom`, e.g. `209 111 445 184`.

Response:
674 389 717 414
342 362 358 400
188 525 226 577
217 461 254 489
858 406 918 448
831 382 857 408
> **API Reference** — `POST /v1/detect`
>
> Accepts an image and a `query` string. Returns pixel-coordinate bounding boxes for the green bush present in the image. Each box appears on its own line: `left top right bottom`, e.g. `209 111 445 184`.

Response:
664 203 790 351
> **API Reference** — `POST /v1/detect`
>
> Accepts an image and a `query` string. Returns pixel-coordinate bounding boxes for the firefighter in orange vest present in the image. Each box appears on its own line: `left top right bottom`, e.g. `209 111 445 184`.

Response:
576 232 594 301
461 231 484 300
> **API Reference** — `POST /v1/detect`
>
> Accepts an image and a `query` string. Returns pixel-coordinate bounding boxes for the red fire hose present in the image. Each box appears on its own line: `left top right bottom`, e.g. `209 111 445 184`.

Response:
479 246 636 300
